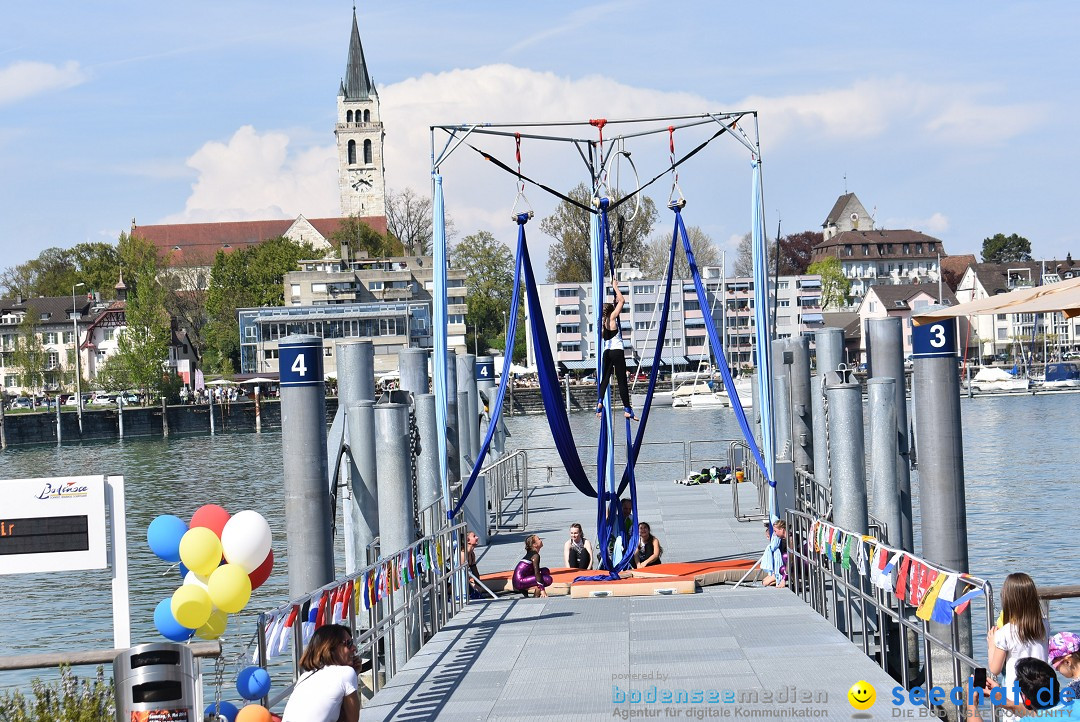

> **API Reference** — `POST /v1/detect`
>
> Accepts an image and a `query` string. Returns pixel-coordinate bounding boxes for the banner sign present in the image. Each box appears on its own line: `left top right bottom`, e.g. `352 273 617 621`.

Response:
0 476 108 575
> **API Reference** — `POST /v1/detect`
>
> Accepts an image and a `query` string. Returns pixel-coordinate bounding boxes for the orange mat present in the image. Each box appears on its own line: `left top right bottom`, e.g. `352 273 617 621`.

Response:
478 559 760 597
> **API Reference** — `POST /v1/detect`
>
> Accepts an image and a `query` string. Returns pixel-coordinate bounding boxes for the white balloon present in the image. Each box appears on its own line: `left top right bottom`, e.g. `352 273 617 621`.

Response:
220 510 272 573
183 571 211 591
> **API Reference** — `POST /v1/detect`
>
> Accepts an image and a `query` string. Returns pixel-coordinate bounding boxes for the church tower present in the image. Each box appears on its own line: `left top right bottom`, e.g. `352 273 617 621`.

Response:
336 9 386 219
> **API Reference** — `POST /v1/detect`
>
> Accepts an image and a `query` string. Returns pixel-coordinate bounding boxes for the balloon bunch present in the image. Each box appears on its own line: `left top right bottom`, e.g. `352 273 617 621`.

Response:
147 505 274 642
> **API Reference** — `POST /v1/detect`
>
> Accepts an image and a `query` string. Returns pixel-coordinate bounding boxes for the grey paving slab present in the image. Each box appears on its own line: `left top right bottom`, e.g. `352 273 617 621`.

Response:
360 445 923 721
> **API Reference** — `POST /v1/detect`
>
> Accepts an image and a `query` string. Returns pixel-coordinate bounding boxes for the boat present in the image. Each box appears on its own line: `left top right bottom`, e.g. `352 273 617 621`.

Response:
967 367 1030 392
670 377 754 409
1035 362 1080 389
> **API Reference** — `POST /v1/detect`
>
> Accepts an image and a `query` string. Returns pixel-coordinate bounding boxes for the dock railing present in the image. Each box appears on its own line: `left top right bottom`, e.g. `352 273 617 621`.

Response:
482 449 528 533
786 509 995 714
257 520 468 709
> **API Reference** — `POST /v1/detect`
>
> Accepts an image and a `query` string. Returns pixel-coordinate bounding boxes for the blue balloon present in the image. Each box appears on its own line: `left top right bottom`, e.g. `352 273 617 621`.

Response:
154 598 195 642
204 701 239 722
235 665 272 700
178 562 190 580
147 515 188 563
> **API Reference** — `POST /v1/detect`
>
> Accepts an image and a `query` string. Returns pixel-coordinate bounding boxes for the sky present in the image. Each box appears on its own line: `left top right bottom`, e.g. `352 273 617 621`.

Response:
3 1 1079 274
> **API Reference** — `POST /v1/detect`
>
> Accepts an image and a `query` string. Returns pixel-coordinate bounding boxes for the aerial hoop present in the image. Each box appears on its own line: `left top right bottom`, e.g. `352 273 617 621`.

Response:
605 142 642 223
510 133 535 221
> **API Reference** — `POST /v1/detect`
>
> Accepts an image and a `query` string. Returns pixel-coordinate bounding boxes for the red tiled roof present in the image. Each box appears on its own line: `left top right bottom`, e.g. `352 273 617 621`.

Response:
134 215 388 266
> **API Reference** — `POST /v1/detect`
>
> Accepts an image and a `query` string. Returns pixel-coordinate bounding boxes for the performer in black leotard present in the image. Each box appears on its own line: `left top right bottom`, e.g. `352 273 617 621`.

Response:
596 276 634 420
563 523 594 570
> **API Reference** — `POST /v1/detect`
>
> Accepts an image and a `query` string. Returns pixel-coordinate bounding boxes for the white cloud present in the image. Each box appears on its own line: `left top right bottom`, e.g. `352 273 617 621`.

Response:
160 125 336 223
0 61 87 106
885 212 950 235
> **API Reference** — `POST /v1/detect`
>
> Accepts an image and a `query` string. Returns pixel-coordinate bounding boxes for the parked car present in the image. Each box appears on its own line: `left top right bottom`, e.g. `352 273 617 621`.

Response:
10 397 32 410
1064 350 1080 360
89 393 114 406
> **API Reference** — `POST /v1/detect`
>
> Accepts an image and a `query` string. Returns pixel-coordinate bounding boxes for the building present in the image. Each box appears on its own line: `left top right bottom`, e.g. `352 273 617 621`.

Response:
954 260 1080 362
133 9 388 283
822 192 874 240
1 295 89 397
238 252 467 375
527 267 823 374
854 283 959 364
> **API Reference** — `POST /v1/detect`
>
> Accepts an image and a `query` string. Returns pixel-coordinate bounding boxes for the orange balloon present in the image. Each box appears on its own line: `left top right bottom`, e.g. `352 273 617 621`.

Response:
235 705 272 722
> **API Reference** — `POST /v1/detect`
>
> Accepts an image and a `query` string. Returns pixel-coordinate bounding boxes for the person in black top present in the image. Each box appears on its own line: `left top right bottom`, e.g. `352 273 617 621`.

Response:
596 276 634 420
634 522 663 567
563 523 595 570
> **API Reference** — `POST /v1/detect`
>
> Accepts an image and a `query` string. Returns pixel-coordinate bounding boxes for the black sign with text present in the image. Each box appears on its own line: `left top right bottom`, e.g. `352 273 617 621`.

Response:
0 515 90 555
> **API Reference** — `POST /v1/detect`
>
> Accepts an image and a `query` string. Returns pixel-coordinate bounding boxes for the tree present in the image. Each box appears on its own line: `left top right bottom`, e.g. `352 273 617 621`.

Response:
112 233 173 402
386 187 455 256
640 226 721 279
542 184 658 283
981 233 1032 263
0 243 121 299
451 231 517 355
775 231 822 276
330 216 403 259
11 312 47 402
807 257 851 310
734 233 754 277
204 236 318 372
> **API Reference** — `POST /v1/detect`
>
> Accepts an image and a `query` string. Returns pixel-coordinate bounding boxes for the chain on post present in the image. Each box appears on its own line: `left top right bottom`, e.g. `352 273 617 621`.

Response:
820 368 834 520
207 655 226 720
409 404 422 538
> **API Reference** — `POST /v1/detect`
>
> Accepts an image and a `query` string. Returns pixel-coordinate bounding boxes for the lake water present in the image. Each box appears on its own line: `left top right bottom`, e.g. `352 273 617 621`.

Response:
1 392 1078 692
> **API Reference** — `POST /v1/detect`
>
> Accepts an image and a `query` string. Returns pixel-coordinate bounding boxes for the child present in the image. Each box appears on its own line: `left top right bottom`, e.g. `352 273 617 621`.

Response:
1049 632 1080 700
987 572 1049 719
760 520 787 588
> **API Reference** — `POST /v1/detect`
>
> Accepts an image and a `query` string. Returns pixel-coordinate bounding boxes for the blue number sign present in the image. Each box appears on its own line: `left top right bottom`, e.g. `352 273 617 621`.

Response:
476 360 494 381
279 340 324 387
911 320 958 359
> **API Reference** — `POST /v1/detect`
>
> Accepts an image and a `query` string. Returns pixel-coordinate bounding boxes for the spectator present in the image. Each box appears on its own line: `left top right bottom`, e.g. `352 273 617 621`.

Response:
461 531 484 599
760 520 788 588
1050 632 1080 701
634 522 663 567
511 534 552 598
281 623 361 722
988 572 1049 720
563 523 595 570
969 657 1076 720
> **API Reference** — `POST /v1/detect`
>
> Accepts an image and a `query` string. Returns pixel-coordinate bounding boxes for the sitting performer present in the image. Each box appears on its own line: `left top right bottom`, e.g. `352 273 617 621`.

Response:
563 523 595 570
596 276 635 420
512 534 552 597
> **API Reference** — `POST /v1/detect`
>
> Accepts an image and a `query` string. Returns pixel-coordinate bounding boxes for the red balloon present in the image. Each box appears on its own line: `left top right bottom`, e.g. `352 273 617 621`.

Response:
248 549 274 591
190 504 231 538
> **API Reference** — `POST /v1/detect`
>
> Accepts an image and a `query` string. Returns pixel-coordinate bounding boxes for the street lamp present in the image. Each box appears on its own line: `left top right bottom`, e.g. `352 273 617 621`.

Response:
72 283 84 433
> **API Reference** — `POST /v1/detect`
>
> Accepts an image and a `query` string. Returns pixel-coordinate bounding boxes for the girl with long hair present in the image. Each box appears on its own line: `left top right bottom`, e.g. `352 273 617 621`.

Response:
281 623 361 722
563 523 595 570
634 522 663 567
596 276 635 420
512 534 552 597
988 572 1048 719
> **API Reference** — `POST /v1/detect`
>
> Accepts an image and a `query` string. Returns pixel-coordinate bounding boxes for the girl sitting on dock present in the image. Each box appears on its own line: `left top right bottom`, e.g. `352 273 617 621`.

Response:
563 523 595 570
988 572 1048 719
634 522 663 567
512 534 552 598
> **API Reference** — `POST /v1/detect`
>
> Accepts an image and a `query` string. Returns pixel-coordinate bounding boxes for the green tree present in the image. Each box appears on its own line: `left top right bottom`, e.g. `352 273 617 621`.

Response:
451 231 517 354
807 257 851 310
11 313 47 402
542 184 658 282
204 236 317 372
0 243 121 299
640 225 720 279
111 233 172 402
331 216 403 259
981 233 1033 263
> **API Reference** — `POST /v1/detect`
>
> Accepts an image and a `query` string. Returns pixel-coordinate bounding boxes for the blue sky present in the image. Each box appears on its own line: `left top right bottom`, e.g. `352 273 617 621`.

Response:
3 1 1078 271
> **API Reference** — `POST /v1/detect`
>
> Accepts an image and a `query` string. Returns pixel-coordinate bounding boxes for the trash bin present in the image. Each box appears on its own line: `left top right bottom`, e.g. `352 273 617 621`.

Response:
113 642 198 722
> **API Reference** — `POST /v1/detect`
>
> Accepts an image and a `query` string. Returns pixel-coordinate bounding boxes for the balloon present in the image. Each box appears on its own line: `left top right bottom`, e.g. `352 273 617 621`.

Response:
171 585 213 629
236 666 272 700
248 550 274 591
180 527 223 576
221 511 272 573
204 701 239 722
147 515 188 563
154 598 195 642
196 608 228 641
191 504 231 538
184 570 210 592
208 563 252 613
235 705 271 722
178 562 190 580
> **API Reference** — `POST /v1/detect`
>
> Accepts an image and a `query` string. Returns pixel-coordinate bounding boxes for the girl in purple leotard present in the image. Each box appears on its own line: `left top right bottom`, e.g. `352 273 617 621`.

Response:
512 535 552 598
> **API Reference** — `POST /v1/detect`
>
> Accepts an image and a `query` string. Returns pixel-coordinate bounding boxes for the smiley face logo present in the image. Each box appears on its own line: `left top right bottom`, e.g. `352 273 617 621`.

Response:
848 680 876 710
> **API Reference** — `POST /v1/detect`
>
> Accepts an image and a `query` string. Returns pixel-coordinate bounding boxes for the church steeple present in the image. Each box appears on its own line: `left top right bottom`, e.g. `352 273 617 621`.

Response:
341 9 376 101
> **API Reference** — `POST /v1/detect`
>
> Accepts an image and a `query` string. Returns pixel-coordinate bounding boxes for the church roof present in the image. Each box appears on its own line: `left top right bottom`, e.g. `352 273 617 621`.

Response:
823 193 857 227
341 10 376 101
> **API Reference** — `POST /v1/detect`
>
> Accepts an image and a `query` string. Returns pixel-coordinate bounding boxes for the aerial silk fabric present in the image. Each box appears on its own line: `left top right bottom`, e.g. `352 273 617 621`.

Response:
432 174 451 514
750 160 775 493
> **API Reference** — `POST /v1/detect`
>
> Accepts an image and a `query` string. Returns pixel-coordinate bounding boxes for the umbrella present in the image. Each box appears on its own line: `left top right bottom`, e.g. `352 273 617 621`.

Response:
240 377 275 385
206 379 237 386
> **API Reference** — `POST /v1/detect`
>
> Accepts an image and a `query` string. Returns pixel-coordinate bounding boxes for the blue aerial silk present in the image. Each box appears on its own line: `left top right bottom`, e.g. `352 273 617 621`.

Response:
750 160 775 486
432 174 451 513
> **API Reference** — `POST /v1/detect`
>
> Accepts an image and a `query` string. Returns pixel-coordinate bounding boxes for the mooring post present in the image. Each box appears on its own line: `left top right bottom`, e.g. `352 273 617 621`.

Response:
162 397 169 437
868 378 901 547
279 334 334 598
413 393 440 533
55 401 62 445
825 371 868 535
457 387 487 543
209 392 215 436
374 402 421 667
253 386 261 433
812 328 845 487
867 317 914 552
348 401 379 576
338 341 377 574
788 336 813 473
772 372 792 461
445 350 459 504
0 399 6 450
117 396 124 440
399 348 429 396
475 355 495 462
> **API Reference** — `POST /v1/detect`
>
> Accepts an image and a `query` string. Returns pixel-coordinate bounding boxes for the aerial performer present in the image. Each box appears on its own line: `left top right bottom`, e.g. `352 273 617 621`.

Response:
596 275 636 421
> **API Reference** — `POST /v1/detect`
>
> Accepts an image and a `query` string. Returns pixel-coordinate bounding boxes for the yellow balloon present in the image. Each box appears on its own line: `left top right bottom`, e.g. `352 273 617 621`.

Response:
179 527 222 577
208 563 252 614
196 608 228 640
171 585 213 629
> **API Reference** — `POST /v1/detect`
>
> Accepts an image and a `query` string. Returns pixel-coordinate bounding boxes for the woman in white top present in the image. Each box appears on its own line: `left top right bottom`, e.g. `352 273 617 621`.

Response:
282 623 361 722
595 276 635 420
987 572 1048 719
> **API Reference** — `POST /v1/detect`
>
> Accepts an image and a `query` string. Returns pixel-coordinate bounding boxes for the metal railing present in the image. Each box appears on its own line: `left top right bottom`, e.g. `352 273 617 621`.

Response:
482 449 528 533
794 466 832 520
729 440 769 522
785 509 995 712
257 520 469 708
